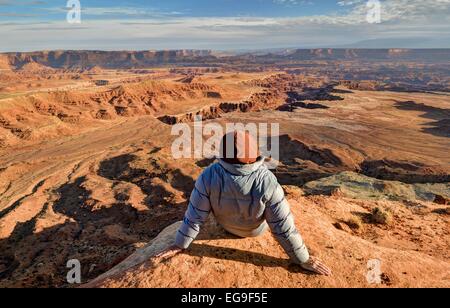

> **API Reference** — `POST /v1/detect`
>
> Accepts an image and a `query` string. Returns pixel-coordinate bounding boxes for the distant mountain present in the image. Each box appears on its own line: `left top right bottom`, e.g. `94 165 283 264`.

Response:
2 48 450 70
337 38 450 49
258 48 450 62
2 50 215 70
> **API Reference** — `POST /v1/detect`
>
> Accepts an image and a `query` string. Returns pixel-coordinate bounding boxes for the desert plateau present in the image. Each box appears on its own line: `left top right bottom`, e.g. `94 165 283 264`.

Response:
0 49 449 288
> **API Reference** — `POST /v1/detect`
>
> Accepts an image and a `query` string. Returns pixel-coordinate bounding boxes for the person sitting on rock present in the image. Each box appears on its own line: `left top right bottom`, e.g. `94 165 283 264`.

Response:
157 130 332 276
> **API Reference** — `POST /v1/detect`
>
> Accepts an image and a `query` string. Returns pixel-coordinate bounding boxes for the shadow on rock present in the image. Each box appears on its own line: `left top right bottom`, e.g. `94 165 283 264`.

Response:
0 149 198 288
186 243 314 275
98 153 195 205
394 101 450 138
360 159 450 184
274 135 346 186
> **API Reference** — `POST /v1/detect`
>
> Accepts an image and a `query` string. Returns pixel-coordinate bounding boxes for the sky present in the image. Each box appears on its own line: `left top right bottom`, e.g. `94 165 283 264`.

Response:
0 0 450 52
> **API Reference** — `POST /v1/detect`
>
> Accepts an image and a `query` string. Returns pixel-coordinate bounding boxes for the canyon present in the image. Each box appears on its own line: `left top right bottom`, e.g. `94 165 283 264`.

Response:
0 49 449 288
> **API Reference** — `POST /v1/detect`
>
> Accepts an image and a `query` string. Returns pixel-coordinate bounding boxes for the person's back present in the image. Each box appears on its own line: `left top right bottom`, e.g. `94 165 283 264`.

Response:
160 131 331 276
205 157 272 238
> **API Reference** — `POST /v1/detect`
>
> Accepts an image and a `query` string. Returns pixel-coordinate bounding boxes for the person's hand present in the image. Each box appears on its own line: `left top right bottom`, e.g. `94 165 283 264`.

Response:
154 245 183 260
300 256 332 276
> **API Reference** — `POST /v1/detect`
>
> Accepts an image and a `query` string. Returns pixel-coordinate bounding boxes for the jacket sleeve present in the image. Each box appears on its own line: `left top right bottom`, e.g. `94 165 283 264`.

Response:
264 173 310 264
175 170 212 249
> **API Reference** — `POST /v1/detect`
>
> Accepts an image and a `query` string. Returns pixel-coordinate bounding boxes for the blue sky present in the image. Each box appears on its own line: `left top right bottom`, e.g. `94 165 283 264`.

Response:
0 0 342 20
1 0 450 51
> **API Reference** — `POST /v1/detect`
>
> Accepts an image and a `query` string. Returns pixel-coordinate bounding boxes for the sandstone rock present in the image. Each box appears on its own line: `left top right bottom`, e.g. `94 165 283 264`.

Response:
84 221 182 287
85 198 450 288
303 172 448 202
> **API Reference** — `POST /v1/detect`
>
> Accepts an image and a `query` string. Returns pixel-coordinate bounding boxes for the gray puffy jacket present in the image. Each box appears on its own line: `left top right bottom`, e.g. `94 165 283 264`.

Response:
175 157 310 264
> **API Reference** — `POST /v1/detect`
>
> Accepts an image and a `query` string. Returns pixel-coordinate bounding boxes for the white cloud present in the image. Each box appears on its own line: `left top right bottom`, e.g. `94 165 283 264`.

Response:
1 0 449 51
46 6 184 18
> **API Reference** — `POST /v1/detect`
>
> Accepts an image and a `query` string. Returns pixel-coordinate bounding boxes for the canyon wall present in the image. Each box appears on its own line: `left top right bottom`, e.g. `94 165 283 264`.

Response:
2 49 450 70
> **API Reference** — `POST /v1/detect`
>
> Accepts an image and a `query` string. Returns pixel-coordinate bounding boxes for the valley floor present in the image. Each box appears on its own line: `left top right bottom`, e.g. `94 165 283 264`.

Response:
0 73 449 287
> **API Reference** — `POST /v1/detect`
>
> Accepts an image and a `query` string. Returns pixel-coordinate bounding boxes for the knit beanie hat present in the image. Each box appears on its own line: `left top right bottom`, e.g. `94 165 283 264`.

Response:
220 130 260 165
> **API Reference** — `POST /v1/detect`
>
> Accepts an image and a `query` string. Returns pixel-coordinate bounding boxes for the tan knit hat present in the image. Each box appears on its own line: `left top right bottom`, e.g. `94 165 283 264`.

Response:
220 131 260 165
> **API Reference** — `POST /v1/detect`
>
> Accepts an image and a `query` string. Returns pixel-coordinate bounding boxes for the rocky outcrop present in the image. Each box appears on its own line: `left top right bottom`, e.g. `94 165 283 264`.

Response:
286 87 344 102
157 101 259 125
303 171 450 202
1 115 449 288
0 80 229 147
85 188 450 288
156 74 318 125
360 159 450 184
83 222 182 287
157 87 289 125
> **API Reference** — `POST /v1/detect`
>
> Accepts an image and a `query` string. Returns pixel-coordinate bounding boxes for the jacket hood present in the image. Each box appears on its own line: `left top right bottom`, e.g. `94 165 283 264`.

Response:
218 156 266 176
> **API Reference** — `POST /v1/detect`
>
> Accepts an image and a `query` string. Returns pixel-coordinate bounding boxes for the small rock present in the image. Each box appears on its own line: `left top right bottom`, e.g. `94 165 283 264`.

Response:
434 195 449 205
381 273 392 285
433 208 450 215
333 222 353 233
89 264 97 274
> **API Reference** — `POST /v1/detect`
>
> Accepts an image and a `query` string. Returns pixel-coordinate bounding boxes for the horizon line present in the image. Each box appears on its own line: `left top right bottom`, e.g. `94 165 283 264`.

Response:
3 47 450 54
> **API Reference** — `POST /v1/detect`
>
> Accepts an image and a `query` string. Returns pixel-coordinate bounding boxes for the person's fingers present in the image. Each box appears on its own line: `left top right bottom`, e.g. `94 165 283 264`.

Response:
155 246 182 258
319 264 332 276
308 264 322 274
166 251 178 257
314 262 325 270
155 252 167 258
312 262 327 275
319 268 330 276
314 267 324 274
316 262 329 272
308 258 332 276
155 250 176 258
318 266 331 276
316 262 331 274
300 257 332 276
312 267 325 275
320 269 330 276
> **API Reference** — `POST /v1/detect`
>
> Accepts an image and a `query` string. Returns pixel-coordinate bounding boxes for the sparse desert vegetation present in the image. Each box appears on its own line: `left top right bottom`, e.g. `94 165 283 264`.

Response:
371 207 393 225
345 216 364 230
